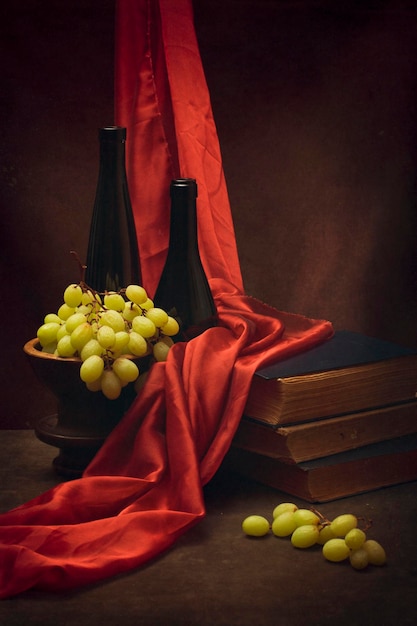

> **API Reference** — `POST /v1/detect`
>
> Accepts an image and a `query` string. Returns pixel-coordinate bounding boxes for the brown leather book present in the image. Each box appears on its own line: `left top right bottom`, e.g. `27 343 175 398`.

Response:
226 434 417 502
245 331 417 426
234 401 417 463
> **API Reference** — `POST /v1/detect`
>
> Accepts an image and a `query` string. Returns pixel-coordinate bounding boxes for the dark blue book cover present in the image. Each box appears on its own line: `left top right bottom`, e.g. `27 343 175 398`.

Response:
256 331 417 380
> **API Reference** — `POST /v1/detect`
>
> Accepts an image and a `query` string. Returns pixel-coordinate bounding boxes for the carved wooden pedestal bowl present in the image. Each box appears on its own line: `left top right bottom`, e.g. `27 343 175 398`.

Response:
24 338 144 479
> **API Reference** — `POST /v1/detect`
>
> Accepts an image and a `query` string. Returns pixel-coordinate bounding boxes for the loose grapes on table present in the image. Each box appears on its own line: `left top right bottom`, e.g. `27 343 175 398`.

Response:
241 502 386 572
36 279 180 400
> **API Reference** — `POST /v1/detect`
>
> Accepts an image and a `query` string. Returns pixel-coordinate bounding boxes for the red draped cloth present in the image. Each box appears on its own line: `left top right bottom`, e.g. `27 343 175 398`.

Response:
0 0 333 599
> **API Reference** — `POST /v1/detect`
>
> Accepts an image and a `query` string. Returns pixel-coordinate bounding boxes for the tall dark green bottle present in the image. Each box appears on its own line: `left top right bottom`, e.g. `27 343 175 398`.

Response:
85 126 141 292
153 178 217 341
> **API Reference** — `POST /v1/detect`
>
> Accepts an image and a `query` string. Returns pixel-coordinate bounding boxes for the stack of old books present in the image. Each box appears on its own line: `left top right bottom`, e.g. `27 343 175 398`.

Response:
228 330 417 502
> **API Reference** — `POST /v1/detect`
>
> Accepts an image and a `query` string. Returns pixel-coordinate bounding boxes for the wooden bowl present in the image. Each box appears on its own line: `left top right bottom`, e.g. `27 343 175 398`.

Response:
23 338 147 477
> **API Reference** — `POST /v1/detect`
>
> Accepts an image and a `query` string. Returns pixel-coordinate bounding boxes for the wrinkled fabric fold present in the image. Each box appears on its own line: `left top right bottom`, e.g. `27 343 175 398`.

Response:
0 280 332 598
115 0 243 297
0 0 334 598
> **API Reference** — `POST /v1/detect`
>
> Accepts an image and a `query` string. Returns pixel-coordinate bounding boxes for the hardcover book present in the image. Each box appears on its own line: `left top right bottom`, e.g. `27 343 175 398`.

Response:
245 331 417 426
234 401 417 463
226 434 417 502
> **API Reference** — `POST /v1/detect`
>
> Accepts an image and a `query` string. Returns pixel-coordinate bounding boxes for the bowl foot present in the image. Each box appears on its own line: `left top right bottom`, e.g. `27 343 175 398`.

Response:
35 414 109 478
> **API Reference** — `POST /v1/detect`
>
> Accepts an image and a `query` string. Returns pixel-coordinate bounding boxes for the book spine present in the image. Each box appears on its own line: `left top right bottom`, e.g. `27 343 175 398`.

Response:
226 443 417 503
245 358 417 425
234 401 417 463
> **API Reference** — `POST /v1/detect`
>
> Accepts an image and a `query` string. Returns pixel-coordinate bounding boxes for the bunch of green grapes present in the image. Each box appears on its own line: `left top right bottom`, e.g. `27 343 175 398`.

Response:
241 502 386 571
36 282 179 400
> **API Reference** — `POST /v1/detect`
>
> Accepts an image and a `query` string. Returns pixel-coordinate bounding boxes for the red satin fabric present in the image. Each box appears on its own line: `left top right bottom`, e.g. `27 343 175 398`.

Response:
0 281 332 598
0 0 333 599
115 0 244 296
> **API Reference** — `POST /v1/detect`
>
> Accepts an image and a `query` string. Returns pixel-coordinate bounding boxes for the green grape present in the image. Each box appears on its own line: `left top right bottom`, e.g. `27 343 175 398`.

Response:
132 315 156 338
153 341 170 362
128 331 149 357
272 502 298 519
80 354 105 383
82 289 101 306
63 283 83 308
125 284 148 305
37 322 61 347
122 302 140 322
100 309 126 333
81 291 93 306
90 320 99 335
349 548 369 570
160 335 174 347
101 369 122 400
146 307 169 328
86 378 102 392
44 313 62 325
363 540 386 566
75 304 91 316
322 538 350 562
293 509 320 527
113 357 139 384
70 322 94 351
330 514 358 537
104 292 126 312
65 312 88 334
271 511 297 537
57 335 77 357
134 371 149 394
113 331 130 352
97 325 116 349
291 524 319 548
140 297 154 312
57 303 76 321
345 528 366 550
161 316 180 337
56 324 69 341
41 342 57 354
242 515 270 537
317 525 336 545
80 338 103 361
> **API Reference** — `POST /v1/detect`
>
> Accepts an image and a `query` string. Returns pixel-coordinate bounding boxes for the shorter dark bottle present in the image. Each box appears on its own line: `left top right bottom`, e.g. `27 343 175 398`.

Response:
85 126 141 293
153 178 217 341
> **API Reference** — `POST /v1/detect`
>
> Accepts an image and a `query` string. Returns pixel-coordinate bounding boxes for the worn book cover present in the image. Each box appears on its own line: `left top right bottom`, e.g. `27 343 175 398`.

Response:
245 331 417 425
227 433 417 502
234 401 417 463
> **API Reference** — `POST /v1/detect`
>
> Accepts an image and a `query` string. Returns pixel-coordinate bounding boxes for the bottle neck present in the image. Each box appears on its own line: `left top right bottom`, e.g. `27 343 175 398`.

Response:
98 134 127 183
85 126 141 292
168 179 199 256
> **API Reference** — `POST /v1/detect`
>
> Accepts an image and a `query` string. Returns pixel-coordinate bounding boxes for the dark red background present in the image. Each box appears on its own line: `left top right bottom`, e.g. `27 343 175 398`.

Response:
1 0 416 428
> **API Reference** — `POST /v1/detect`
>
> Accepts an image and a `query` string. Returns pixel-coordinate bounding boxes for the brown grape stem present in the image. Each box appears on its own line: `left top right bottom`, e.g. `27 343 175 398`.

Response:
70 250 87 283
310 506 330 526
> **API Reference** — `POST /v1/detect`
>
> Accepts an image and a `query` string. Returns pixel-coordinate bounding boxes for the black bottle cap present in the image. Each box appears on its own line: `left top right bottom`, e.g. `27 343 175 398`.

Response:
170 178 198 198
99 126 126 142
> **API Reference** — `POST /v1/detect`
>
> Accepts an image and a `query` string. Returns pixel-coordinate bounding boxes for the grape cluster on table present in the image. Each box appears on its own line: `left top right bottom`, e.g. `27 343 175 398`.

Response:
242 502 386 570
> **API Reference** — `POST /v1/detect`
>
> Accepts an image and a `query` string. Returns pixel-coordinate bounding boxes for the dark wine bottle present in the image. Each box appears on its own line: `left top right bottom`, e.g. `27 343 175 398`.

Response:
85 126 141 293
153 178 217 341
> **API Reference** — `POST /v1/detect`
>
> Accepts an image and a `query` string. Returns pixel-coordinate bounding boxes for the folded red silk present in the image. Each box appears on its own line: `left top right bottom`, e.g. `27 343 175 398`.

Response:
0 1 334 597
0 280 333 598
115 0 244 296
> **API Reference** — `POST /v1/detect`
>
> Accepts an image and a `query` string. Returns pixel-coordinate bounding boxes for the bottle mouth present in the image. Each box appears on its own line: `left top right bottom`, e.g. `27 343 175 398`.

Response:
99 127 127 141
170 178 198 197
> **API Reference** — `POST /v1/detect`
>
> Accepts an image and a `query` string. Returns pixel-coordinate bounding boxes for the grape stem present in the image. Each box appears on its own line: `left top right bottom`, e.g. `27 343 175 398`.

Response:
310 506 373 532
70 250 87 283
310 506 330 526
69 250 110 303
